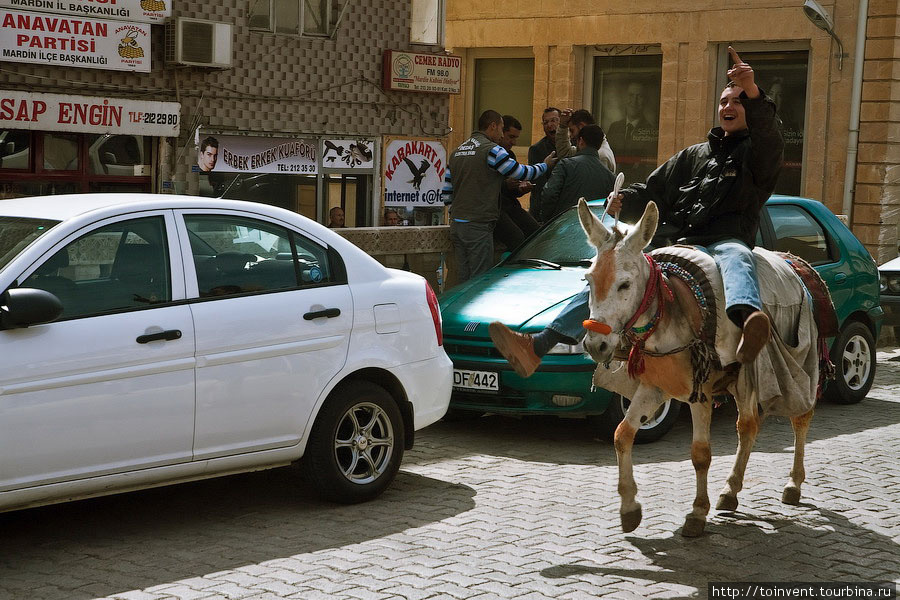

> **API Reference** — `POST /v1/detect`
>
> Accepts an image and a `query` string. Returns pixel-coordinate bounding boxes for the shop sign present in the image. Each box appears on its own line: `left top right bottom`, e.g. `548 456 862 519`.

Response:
0 9 150 72
382 50 461 94
0 0 169 24
0 90 180 136
383 138 446 208
200 133 317 175
322 139 374 169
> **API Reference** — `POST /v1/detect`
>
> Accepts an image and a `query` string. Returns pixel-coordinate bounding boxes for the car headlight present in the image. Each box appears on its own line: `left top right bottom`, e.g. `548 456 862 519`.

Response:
546 340 585 355
881 274 888 293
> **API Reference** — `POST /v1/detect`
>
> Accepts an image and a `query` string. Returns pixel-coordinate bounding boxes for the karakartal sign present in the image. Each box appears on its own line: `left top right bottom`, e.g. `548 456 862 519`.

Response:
0 0 170 24
383 138 446 208
208 134 318 174
382 50 461 94
0 90 180 136
0 9 150 72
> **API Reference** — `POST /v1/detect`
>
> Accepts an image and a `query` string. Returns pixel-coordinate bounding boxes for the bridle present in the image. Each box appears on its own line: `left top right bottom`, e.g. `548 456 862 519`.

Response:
583 253 674 377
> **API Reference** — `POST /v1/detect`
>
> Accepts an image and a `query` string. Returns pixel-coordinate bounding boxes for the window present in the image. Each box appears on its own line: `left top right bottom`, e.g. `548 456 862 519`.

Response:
589 51 662 186
0 132 152 195
473 57 534 143
716 47 808 195
250 0 331 36
411 0 442 45
768 204 833 265
23 217 170 319
185 215 336 298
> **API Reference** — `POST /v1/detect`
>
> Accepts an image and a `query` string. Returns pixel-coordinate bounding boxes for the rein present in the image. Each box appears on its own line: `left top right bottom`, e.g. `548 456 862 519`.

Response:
582 253 674 377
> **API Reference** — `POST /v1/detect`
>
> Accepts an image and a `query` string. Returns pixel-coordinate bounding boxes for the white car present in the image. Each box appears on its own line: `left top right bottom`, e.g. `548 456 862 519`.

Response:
0 194 451 512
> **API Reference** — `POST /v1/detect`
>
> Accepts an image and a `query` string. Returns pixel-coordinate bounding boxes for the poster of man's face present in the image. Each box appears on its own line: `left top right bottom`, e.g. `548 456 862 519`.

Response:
198 136 219 172
592 60 662 185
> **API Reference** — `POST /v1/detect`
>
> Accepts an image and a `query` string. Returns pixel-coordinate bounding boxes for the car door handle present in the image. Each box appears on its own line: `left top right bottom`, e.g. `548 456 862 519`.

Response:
136 329 182 344
834 273 848 284
303 308 341 320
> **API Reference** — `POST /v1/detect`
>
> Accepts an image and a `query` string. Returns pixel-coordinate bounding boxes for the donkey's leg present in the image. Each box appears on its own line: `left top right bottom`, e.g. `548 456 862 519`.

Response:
615 385 665 533
683 399 714 537
716 392 760 511
782 408 814 505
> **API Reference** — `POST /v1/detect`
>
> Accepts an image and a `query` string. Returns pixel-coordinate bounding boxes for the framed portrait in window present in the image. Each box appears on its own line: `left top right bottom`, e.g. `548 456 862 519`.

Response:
588 51 662 186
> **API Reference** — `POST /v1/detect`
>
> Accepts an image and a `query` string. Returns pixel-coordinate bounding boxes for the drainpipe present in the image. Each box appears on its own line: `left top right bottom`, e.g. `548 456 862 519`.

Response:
841 0 869 220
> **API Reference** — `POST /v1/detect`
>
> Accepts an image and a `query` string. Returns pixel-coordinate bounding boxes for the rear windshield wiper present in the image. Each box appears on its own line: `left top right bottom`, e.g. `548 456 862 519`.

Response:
510 258 562 270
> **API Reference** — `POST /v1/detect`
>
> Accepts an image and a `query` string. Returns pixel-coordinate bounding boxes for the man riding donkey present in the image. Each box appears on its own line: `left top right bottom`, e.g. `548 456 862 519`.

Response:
493 49 836 538
491 47 782 376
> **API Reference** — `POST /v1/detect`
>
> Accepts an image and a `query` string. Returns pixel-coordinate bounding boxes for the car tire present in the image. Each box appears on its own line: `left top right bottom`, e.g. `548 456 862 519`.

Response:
825 320 876 405
593 394 681 444
302 380 404 504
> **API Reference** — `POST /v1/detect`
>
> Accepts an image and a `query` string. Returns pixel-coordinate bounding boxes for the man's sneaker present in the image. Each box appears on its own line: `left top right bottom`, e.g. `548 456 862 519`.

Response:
735 310 770 364
489 321 541 378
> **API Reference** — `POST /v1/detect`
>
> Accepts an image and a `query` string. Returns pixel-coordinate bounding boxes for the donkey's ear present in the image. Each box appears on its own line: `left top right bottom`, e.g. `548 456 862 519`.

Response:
578 198 612 248
622 201 659 253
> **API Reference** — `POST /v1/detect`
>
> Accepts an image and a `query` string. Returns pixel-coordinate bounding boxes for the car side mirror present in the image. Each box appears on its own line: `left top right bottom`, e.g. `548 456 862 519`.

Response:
0 287 63 329
501 251 511 261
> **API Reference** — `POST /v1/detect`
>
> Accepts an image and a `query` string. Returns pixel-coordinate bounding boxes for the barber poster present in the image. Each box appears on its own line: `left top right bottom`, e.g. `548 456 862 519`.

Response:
383 137 446 208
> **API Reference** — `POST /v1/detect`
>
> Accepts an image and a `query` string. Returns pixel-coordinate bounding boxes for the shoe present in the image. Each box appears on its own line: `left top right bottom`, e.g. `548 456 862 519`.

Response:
735 310 770 364
489 321 541 378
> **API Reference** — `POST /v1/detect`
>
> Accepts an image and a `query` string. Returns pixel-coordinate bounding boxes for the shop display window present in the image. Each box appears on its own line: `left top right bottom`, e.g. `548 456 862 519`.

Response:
715 48 809 196
589 52 662 187
0 131 152 196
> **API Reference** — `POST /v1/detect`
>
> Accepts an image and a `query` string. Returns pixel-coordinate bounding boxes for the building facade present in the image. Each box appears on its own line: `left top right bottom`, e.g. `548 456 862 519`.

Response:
0 0 452 228
446 0 900 263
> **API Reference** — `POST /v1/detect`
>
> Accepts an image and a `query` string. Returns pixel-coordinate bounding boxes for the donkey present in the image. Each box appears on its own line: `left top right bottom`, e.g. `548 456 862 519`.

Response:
577 198 821 537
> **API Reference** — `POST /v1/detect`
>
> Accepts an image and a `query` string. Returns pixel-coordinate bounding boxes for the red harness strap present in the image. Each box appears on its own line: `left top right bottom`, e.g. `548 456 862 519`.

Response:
582 253 674 377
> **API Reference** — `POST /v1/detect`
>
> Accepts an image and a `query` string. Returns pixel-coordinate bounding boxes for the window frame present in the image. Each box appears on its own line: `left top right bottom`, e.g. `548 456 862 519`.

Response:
712 42 811 196
763 203 839 267
409 0 444 47
249 0 333 37
19 214 178 321
465 48 535 154
176 210 347 302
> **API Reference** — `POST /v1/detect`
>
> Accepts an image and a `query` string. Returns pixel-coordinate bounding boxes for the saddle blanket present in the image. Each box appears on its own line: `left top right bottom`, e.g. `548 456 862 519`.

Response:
650 245 820 417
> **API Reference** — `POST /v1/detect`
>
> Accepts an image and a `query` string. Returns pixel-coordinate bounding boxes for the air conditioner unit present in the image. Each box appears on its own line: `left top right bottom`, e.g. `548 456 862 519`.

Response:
165 18 233 68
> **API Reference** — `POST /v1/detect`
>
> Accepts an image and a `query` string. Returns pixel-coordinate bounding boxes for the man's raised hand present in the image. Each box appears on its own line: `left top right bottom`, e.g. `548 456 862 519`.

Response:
726 46 760 98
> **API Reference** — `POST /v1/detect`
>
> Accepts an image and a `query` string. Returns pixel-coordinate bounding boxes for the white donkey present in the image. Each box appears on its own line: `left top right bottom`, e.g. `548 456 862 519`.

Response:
577 198 822 537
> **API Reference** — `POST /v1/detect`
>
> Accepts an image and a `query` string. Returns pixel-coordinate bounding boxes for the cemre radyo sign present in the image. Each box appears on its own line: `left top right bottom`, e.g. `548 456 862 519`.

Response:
382 50 461 94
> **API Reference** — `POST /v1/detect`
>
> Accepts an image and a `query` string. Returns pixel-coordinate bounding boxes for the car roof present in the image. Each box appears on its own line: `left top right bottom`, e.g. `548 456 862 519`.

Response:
0 193 296 222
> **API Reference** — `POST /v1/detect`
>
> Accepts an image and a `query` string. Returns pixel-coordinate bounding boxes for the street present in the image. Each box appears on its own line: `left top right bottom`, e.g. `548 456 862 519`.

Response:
2 349 899 600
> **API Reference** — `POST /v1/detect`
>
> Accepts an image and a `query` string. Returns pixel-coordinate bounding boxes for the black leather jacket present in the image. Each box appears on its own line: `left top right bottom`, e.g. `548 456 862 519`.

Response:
620 91 784 248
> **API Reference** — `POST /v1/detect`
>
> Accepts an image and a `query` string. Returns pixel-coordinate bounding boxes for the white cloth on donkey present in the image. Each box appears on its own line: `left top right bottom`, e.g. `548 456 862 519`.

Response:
649 245 819 417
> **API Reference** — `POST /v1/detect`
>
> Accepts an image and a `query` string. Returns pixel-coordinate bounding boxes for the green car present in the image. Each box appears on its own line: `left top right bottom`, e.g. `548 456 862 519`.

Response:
439 196 883 443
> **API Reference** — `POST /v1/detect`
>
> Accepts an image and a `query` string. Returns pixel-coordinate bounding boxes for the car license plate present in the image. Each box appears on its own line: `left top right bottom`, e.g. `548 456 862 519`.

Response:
453 369 499 392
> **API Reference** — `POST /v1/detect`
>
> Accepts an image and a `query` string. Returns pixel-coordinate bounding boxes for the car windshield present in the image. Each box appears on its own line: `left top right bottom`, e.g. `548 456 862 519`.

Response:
508 203 621 266
0 217 60 271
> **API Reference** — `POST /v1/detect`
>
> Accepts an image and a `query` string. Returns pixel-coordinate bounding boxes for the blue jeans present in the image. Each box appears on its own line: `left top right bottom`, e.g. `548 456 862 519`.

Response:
548 238 761 343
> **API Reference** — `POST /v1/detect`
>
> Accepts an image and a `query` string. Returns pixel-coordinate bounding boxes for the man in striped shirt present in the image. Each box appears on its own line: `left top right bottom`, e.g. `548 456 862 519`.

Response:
442 110 557 283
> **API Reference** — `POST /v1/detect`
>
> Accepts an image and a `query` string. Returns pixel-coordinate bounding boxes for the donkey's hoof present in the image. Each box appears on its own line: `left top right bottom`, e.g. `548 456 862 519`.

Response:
716 494 738 511
681 515 707 538
621 505 643 533
782 485 801 505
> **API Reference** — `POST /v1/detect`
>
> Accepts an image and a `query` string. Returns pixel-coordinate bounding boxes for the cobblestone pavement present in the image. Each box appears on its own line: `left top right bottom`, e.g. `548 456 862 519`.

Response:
3 350 900 600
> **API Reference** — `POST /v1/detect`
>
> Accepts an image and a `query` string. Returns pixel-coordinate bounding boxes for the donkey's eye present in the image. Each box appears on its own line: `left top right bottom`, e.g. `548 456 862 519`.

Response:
618 281 631 292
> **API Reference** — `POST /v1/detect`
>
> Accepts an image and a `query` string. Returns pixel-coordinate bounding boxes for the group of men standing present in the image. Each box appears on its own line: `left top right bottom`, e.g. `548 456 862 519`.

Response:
440 105 622 283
